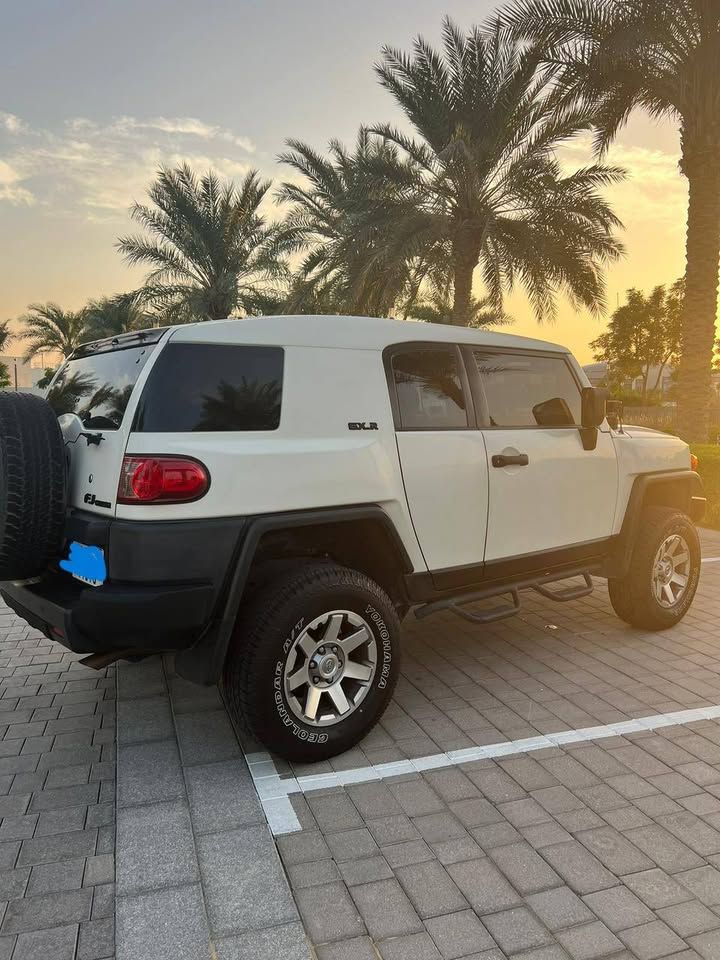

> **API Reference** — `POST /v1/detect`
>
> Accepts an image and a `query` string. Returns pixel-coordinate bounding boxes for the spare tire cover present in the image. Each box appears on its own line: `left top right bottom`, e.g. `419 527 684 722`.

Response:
0 393 66 580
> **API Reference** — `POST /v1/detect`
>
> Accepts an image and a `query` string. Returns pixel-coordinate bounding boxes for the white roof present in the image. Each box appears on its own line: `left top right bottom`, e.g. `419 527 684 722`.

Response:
168 314 570 354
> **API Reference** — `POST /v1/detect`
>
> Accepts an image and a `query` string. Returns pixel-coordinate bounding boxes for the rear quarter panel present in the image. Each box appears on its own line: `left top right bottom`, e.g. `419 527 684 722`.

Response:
119 343 426 570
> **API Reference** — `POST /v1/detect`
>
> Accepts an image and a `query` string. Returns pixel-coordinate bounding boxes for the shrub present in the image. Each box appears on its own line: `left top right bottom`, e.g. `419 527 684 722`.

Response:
691 444 720 530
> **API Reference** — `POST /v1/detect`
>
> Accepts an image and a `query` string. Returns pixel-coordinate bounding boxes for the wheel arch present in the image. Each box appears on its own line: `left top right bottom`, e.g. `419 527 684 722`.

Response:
608 470 705 578
176 505 414 685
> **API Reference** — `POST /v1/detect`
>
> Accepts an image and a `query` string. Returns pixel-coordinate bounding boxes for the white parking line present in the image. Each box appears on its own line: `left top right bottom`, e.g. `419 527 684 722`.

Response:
702 557 720 563
247 704 720 835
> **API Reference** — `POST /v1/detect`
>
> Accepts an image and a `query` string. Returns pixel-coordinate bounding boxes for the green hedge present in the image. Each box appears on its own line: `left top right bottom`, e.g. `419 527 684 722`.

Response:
691 444 720 530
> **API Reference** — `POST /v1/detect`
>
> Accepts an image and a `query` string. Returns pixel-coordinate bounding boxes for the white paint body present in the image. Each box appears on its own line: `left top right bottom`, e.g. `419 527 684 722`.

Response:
59 314 692 575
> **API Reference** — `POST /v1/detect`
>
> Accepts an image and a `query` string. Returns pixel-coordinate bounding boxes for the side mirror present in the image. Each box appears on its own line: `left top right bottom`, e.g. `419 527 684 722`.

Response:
581 387 608 429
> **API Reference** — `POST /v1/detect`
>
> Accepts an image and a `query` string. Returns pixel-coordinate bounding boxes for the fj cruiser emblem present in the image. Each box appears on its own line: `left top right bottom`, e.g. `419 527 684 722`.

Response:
83 493 112 509
348 422 378 431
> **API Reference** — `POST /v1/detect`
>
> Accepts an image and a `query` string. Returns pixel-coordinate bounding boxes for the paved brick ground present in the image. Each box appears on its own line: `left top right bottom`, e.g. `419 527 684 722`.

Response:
115 654 307 960
0 608 115 960
269 530 720 959
2 529 720 958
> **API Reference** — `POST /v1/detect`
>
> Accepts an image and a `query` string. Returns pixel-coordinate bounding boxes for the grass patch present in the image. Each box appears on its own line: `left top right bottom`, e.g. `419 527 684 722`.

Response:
691 444 720 530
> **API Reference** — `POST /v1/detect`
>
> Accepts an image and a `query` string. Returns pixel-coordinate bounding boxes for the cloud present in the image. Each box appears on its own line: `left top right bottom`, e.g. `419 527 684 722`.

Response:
561 137 687 230
0 110 258 219
0 113 28 135
0 159 35 204
108 116 255 152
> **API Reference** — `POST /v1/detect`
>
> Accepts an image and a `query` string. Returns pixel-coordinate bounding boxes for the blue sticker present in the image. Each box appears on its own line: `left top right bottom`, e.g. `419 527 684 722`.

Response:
59 542 107 587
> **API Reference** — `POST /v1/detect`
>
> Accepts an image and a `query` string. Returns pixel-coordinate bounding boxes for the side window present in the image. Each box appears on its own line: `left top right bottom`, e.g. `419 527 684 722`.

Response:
391 348 468 430
134 343 283 432
474 351 581 427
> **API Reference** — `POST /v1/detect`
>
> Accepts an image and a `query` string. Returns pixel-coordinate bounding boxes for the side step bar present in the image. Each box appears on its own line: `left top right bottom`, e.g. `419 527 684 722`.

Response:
414 567 597 626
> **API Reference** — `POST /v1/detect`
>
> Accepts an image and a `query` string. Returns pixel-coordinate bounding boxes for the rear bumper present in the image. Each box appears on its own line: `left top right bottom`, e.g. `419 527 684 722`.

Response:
1 508 247 655
1 576 215 654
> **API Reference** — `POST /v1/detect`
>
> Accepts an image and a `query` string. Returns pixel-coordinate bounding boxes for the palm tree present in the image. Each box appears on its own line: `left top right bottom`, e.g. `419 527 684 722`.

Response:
118 164 287 322
276 130 442 316
84 295 152 339
18 303 88 362
363 18 625 328
409 282 512 327
0 322 13 389
504 0 720 440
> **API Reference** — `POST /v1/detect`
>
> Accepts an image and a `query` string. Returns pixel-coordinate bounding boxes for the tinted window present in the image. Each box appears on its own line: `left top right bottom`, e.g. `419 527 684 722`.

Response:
391 348 468 430
474 351 581 427
135 343 283 432
47 345 155 429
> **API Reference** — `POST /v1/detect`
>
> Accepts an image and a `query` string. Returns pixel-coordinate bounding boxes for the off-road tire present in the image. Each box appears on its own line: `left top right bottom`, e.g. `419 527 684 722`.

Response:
223 562 400 762
0 393 66 581
608 506 700 631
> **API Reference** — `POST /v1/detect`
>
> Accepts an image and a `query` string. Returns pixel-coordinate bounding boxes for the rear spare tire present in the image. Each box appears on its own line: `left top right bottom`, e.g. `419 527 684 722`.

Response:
0 393 66 580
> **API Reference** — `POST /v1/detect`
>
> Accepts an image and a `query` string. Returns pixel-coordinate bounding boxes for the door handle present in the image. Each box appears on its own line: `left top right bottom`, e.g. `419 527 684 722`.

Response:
492 453 529 468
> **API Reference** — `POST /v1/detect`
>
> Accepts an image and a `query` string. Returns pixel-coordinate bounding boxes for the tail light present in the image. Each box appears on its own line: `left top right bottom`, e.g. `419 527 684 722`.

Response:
118 456 210 504
691 453 699 471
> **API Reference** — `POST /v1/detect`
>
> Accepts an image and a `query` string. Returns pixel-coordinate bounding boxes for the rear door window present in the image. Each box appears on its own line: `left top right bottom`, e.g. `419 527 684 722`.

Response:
134 343 284 432
474 351 581 427
47 345 155 430
390 348 469 430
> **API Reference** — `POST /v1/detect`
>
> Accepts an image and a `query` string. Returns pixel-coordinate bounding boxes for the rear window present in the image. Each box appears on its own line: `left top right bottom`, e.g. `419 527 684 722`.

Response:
47 345 155 430
134 342 284 432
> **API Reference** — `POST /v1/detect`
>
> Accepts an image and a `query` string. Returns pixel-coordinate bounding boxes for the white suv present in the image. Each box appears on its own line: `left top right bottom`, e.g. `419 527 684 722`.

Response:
0 315 706 761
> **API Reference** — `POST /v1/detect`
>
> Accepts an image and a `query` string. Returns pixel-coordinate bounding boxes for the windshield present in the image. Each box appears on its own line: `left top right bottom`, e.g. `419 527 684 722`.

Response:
47 344 155 430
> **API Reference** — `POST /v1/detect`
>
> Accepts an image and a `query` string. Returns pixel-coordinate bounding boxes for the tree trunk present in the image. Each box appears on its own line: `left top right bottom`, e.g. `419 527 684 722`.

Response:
676 153 720 443
452 232 481 326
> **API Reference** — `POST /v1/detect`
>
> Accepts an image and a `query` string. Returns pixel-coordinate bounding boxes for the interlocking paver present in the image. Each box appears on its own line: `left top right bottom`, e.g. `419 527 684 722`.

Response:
350 877 423 940
583 885 656 931
447 857 522 914
482 906 553 953
314 935 376 960
116 883 208 960
116 738 184 807
555 920 624 959
2 887 92 933
621 868 694 909
425 909 495 958
12 924 78 960
675 865 720 905
395 858 468 918
624 824 705 873
197 824 298 937
526 886 595 931
618 919 687 959
539 841 617 895
657 899 720 938
295 881 366 944
116 799 197 896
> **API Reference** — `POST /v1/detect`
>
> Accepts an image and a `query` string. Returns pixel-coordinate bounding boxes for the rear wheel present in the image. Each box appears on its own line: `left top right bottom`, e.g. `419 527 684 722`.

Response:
608 506 700 631
0 393 66 580
223 562 400 762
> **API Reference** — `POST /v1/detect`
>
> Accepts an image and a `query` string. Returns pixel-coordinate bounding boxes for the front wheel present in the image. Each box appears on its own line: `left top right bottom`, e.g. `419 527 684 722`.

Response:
223 563 400 762
608 506 700 631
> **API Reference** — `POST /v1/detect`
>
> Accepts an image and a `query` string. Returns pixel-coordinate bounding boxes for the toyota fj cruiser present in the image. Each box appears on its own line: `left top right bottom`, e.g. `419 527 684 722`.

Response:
0 315 706 760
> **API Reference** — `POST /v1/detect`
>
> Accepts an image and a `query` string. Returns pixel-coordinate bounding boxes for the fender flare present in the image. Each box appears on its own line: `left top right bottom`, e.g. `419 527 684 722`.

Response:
609 469 705 578
176 504 413 684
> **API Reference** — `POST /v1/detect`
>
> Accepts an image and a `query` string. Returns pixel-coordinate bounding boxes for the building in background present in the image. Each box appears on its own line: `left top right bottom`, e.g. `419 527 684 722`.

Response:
0 355 46 394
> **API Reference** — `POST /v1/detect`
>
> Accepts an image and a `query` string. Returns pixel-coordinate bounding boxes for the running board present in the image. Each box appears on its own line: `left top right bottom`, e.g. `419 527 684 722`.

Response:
414 567 597 625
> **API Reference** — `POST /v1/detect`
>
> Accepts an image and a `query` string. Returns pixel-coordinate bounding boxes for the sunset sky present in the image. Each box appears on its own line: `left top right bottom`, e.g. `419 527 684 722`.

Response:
0 0 692 364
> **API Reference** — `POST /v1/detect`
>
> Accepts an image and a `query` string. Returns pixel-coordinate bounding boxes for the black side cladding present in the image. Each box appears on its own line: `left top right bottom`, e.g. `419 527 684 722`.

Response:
0 393 66 580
